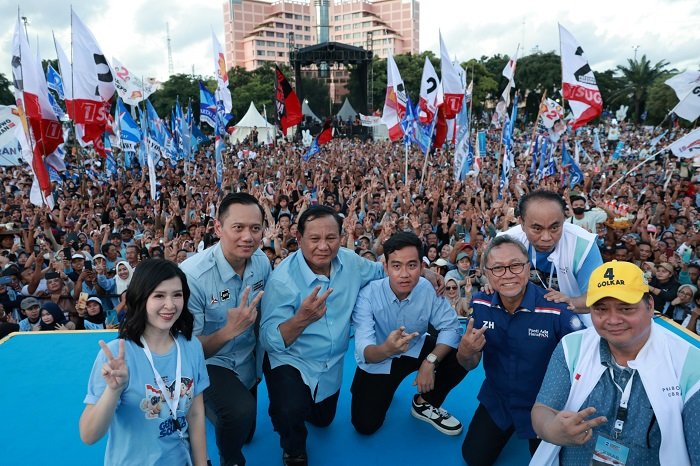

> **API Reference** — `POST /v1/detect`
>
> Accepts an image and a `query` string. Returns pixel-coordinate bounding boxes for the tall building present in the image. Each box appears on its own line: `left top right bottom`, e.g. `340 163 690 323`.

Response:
223 0 419 71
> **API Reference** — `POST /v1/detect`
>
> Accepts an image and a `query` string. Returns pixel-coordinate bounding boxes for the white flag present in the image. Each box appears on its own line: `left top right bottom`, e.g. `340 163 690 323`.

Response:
439 31 464 119
380 52 407 142
669 128 700 158
418 57 442 124
111 57 158 105
665 71 700 100
72 10 115 102
212 31 233 114
559 24 602 128
671 84 700 123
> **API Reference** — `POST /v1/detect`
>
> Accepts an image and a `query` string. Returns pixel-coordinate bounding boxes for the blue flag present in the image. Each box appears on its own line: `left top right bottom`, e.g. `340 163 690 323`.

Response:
116 99 142 151
47 92 65 119
477 131 487 157
592 130 603 154
400 95 418 148
561 141 584 189
454 95 471 180
46 63 65 100
649 130 667 148
529 136 539 176
612 141 624 160
199 82 217 129
303 138 321 161
192 124 208 149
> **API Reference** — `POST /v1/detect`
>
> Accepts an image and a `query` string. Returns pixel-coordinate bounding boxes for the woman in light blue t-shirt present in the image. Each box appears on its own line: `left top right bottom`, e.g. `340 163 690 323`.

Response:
79 259 210 466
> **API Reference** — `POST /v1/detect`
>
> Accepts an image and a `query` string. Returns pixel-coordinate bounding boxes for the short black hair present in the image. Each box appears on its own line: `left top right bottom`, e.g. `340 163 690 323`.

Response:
119 259 193 345
297 205 342 236
518 190 567 219
217 192 264 223
570 195 586 204
382 231 422 262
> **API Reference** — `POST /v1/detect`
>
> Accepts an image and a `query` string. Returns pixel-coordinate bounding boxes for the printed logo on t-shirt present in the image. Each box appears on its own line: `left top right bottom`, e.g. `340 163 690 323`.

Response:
139 376 194 437
528 328 549 339
220 289 230 301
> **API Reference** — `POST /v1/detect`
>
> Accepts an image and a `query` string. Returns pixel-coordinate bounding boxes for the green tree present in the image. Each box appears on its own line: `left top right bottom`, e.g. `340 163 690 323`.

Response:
613 55 671 123
0 72 13 105
593 69 629 112
514 52 561 121
149 73 200 120
463 59 498 119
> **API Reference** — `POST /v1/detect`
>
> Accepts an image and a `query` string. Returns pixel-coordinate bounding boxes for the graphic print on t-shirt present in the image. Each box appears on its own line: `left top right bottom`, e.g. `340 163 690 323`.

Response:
139 376 194 437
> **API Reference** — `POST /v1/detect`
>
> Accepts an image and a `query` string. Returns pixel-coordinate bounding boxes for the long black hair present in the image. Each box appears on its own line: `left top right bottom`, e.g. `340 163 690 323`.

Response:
119 259 194 345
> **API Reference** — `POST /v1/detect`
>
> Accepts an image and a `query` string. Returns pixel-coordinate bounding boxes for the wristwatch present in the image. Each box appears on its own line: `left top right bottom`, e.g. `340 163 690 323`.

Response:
426 353 439 365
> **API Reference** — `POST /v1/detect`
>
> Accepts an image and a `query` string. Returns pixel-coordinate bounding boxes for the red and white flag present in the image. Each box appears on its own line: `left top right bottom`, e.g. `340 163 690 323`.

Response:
669 128 700 158
12 16 62 208
559 24 602 128
418 56 443 125
381 52 407 142
68 10 115 156
439 32 464 119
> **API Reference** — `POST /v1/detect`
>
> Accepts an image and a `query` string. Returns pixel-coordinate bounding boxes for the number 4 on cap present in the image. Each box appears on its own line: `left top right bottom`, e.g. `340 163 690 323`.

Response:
603 268 615 281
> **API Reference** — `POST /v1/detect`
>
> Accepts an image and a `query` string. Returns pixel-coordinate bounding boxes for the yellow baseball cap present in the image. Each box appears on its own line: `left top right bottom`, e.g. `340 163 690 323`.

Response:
586 261 649 307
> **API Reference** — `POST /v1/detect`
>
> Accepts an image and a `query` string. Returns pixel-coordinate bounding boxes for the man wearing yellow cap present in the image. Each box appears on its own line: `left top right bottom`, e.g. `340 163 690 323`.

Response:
530 261 700 465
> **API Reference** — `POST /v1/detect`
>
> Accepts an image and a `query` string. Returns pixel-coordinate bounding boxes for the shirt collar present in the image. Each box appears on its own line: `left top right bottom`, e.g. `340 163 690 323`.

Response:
294 249 344 286
214 242 250 282
382 277 415 304
490 281 538 314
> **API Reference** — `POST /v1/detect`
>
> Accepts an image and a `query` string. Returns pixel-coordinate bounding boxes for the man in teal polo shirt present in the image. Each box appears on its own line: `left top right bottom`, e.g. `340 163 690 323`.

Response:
181 192 270 466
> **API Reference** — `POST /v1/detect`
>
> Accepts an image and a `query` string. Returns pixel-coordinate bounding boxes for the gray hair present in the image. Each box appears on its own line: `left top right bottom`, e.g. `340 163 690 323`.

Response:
481 235 529 270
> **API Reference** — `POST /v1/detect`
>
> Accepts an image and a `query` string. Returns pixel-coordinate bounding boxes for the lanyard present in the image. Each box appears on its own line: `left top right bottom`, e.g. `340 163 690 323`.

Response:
141 336 183 435
609 366 635 440
530 246 554 289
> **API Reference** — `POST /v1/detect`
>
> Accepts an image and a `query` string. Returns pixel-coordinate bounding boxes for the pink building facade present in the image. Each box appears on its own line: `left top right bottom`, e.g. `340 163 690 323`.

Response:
223 0 419 71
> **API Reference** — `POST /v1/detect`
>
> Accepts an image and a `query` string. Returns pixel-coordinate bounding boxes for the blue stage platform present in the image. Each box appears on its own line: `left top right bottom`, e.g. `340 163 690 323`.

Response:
1 330 530 466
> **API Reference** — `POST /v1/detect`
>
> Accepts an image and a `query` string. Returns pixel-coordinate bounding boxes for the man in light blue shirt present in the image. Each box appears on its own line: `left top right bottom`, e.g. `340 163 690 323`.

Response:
351 232 466 437
180 192 269 466
260 205 384 466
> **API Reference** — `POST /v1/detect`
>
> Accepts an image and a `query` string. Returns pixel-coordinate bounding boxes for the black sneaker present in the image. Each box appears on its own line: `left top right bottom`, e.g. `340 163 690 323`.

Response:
283 452 308 466
410 395 463 435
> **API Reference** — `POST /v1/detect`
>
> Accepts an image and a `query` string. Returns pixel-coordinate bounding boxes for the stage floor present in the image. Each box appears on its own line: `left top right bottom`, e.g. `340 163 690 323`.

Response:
1 330 532 466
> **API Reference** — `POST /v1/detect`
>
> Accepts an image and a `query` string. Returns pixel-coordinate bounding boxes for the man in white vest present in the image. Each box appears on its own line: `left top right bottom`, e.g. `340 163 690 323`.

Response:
498 190 603 326
530 261 700 465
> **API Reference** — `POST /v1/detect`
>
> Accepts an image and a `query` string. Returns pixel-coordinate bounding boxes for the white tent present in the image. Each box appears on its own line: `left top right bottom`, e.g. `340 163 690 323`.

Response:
336 98 357 122
302 100 322 123
229 102 275 145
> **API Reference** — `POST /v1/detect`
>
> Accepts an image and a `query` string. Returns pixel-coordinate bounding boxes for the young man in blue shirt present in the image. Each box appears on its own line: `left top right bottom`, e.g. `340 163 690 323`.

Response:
457 235 583 465
351 231 466 436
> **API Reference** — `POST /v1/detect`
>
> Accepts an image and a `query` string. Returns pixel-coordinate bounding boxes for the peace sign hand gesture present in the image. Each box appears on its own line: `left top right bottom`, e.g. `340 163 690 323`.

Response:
99 339 129 393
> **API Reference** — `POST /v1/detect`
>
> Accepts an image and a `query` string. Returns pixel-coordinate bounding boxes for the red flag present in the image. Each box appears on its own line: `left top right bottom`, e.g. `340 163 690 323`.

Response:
317 119 333 145
275 66 302 135
12 17 61 207
433 106 447 149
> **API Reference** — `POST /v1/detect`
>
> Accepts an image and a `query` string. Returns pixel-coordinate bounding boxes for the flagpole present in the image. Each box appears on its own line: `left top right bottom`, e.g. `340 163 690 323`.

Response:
404 143 409 185
68 6 86 201
558 24 566 116
525 90 547 161
604 146 667 193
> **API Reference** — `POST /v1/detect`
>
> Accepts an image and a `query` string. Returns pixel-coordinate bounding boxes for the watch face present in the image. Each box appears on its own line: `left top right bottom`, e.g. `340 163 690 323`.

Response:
427 354 437 364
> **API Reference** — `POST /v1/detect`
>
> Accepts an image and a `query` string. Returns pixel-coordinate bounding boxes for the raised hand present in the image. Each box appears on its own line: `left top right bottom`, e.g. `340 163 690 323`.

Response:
545 406 608 446
383 326 419 356
458 318 487 359
225 287 264 339
99 339 129 393
297 285 333 325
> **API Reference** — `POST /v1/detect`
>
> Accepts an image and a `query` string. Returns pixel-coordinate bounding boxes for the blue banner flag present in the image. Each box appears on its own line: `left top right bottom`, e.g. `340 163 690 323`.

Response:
199 81 217 129
46 63 65 100
303 138 321 161
116 99 142 150
592 129 603 153
477 131 487 157
47 92 65 119
454 95 471 180
400 95 418 148
561 141 584 188
612 141 624 160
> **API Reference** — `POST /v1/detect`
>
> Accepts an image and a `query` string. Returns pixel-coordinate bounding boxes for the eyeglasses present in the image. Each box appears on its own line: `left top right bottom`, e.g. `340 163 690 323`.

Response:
445 286 458 290
485 262 527 277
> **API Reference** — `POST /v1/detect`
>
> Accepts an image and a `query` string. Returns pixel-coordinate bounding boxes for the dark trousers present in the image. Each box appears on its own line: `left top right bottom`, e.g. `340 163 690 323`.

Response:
462 403 541 466
263 353 340 456
204 365 257 466
351 338 468 435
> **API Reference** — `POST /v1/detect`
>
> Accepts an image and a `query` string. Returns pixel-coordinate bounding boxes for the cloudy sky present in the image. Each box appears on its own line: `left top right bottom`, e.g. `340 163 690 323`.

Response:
1 0 698 86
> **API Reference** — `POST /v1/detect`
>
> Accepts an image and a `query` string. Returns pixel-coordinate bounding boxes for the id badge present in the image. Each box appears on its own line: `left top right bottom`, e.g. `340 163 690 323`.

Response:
591 434 630 465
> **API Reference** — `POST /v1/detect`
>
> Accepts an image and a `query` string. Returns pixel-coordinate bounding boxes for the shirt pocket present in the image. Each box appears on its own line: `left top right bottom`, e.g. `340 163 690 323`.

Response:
203 309 226 335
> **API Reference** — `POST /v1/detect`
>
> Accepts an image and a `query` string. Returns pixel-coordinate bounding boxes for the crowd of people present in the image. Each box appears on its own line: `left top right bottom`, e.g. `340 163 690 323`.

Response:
1 116 700 465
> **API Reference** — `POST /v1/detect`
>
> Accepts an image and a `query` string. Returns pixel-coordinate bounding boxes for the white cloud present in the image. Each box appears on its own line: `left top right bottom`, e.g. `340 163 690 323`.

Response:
1 0 698 91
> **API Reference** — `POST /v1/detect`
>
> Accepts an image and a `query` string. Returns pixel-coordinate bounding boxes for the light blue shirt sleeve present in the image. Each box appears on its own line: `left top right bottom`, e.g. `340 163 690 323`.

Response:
576 245 603 293
430 294 463 349
352 286 378 365
97 274 116 293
